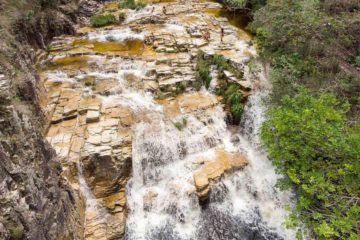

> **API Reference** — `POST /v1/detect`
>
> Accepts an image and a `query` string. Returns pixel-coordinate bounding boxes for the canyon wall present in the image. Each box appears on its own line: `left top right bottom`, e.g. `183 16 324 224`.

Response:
0 0 99 239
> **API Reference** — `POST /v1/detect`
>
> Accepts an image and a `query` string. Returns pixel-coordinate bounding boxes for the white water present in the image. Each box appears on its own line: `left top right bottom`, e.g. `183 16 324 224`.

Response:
124 63 296 239
87 27 145 42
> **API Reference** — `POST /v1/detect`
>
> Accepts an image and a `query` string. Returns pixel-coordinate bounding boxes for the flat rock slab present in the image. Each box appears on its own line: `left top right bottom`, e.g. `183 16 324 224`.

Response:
193 148 248 201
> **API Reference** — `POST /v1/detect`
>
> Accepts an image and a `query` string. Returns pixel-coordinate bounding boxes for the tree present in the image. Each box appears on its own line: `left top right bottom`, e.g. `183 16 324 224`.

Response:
261 89 360 239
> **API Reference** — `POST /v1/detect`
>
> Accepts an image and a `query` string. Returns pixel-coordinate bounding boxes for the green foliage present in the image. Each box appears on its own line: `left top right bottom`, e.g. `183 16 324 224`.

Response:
194 52 245 123
119 0 146 10
250 0 360 109
9 224 24 240
219 82 244 123
155 90 166 100
195 52 212 89
173 118 187 131
355 56 360 68
261 89 360 239
26 10 34 20
90 14 116 27
175 82 187 94
212 54 229 70
222 0 266 10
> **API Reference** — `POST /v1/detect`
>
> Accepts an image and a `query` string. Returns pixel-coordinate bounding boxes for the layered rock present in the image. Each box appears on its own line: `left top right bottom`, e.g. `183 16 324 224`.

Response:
0 0 93 238
193 149 248 201
36 0 259 239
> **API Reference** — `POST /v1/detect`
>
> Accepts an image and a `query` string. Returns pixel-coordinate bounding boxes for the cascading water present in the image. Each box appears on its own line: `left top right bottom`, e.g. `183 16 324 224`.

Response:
42 0 299 239
125 66 296 239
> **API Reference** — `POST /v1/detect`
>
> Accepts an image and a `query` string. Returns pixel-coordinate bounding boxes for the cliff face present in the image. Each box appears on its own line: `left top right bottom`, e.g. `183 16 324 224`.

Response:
0 0 99 239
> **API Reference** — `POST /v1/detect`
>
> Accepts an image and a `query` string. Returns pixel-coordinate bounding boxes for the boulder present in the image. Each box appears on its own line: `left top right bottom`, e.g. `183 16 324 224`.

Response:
193 149 248 201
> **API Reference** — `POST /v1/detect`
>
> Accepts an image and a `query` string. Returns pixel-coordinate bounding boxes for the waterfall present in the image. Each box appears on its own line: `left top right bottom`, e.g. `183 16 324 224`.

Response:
125 65 296 239
41 1 299 238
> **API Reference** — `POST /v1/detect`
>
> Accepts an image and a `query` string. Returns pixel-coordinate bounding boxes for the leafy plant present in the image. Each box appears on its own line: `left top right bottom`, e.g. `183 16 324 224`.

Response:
195 52 212 89
261 89 360 239
119 0 147 10
222 83 244 123
175 82 187 94
26 10 34 20
355 56 360 68
212 54 229 70
90 14 116 27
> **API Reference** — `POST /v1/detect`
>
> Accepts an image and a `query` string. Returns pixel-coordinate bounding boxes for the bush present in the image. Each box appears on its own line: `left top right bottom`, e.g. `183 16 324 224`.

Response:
221 82 244 123
90 14 116 27
212 54 229 70
250 0 360 110
195 52 212 89
119 0 147 10
261 89 360 239
9 224 24 240
221 0 266 10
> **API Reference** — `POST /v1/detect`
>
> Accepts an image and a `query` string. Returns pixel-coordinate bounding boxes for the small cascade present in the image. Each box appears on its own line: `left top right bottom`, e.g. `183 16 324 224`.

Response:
125 74 296 239
126 105 235 240
77 162 109 239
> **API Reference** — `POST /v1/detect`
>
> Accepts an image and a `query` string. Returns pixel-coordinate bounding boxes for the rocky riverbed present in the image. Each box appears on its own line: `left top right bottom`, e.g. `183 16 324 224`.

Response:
36 0 294 239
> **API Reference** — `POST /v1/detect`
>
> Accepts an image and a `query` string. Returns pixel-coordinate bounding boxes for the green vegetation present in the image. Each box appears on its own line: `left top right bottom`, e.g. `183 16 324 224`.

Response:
175 82 187 94
221 0 266 11
195 52 212 89
9 224 24 239
173 118 187 131
221 83 244 123
250 0 360 113
195 51 245 124
248 1 360 238
119 0 146 10
90 14 117 27
261 89 360 239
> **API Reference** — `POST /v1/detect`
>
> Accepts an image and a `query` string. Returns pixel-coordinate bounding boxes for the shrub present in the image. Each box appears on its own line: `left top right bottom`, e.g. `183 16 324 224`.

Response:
261 89 360 239
222 83 244 123
119 0 147 10
221 0 266 10
355 56 360 68
250 0 360 109
212 54 229 70
9 225 24 240
175 82 187 94
90 14 116 27
195 52 212 89
119 12 126 23
26 10 34 20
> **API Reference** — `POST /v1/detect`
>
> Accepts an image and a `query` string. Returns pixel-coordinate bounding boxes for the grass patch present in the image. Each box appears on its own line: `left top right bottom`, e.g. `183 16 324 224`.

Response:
90 14 116 27
119 0 147 10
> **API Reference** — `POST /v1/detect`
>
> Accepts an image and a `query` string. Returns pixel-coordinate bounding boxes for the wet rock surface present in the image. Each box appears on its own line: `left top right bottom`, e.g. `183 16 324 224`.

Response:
35 0 295 240
0 0 93 238
193 149 248 201
197 206 283 240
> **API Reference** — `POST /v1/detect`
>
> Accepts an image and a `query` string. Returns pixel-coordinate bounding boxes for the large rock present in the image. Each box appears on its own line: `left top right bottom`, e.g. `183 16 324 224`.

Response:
193 149 248 201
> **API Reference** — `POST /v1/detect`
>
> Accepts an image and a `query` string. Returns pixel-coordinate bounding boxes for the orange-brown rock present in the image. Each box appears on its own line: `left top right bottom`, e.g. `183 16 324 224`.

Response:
193 149 248 201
